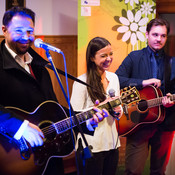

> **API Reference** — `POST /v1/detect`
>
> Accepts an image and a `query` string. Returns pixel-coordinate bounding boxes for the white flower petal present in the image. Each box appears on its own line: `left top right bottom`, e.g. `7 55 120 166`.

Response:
119 17 130 25
125 0 129 3
139 26 146 33
131 33 137 45
127 10 134 22
134 0 139 4
140 2 153 16
138 17 149 26
136 31 145 42
130 0 134 6
122 31 131 42
135 10 141 22
117 26 129 33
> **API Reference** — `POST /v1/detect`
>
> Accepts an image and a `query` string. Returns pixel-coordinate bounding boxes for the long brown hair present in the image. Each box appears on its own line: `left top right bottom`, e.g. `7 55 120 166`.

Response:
86 37 111 103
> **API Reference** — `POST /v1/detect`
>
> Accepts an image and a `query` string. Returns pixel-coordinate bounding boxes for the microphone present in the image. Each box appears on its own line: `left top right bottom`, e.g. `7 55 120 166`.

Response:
108 88 115 97
108 89 120 120
34 38 61 53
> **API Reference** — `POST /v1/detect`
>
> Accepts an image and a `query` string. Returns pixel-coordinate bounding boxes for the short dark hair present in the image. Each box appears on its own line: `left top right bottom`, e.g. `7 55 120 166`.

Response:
3 6 35 27
146 18 170 35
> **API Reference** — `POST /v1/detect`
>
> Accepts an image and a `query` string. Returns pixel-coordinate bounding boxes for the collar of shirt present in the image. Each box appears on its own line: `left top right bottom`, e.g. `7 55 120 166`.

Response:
147 46 164 59
147 46 155 58
5 43 33 73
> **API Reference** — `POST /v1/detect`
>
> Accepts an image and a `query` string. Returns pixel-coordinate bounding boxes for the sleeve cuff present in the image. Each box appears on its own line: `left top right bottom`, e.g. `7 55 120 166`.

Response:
13 120 29 140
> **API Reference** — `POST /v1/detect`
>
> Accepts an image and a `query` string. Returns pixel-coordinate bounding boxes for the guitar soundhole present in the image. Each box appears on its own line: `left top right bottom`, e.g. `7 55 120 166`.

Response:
39 120 57 142
138 100 148 111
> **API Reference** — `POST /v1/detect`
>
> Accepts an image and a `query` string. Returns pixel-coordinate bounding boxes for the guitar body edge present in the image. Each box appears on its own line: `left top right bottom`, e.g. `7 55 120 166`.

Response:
116 85 165 136
0 101 75 175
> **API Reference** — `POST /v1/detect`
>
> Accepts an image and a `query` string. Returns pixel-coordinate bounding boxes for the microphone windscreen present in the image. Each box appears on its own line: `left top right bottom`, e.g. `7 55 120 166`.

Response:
34 38 42 48
108 89 115 97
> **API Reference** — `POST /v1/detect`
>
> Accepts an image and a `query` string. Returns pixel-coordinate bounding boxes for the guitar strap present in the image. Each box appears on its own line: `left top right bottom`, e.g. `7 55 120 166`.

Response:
45 64 105 94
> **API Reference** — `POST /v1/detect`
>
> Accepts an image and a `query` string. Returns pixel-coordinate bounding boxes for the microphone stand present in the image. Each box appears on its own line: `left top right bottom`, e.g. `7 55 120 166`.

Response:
45 50 93 169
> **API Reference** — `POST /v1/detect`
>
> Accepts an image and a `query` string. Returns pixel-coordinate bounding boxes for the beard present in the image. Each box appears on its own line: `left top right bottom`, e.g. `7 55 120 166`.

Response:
15 45 30 55
8 40 33 55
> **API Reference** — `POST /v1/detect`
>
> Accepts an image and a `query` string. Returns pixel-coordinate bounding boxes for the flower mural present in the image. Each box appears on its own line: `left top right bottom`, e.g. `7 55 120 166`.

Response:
125 0 139 7
113 0 156 48
140 2 153 16
117 10 148 46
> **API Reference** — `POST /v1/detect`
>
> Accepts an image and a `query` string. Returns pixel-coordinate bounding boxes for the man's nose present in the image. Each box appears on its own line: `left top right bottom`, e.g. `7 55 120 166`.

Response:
157 35 161 41
21 32 30 40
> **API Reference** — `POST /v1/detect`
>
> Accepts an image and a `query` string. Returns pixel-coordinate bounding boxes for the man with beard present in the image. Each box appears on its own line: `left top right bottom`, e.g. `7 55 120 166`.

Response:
0 6 108 175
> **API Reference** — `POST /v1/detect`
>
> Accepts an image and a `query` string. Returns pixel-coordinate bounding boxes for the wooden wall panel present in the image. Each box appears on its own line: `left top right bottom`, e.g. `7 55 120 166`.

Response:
0 35 78 108
156 0 175 56
157 0 175 14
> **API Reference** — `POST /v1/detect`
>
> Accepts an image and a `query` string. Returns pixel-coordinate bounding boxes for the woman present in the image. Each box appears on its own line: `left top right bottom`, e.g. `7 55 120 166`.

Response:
70 37 122 175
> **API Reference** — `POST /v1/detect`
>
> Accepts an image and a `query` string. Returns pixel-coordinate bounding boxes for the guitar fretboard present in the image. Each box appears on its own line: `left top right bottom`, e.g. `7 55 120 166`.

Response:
146 94 175 108
54 98 122 133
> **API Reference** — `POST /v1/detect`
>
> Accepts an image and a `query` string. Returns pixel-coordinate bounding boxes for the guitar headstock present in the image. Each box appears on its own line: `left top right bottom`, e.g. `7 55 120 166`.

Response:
120 86 140 104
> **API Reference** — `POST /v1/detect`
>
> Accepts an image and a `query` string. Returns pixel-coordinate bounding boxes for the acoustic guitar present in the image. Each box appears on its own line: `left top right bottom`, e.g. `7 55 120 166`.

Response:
116 85 175 137
0 86 138 175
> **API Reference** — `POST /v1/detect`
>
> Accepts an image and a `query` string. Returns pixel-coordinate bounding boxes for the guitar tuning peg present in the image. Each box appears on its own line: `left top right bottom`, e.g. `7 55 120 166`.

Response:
124 87 128 91
135 96 139 100
127 99 131 103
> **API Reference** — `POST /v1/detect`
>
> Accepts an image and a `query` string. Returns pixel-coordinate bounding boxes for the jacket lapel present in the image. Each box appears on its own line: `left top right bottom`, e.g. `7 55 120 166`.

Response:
143 47 153 78
1 42 35 80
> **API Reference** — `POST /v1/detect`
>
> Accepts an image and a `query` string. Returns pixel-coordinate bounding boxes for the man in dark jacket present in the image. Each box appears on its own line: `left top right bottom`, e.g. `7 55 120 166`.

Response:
116 18 175 175
0 6 108 175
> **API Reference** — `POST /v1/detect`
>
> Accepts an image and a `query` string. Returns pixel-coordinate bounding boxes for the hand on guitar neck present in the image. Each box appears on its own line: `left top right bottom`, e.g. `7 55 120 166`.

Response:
142 78 174 108
92 99 123 125
89 100 109 127
162 93 175 108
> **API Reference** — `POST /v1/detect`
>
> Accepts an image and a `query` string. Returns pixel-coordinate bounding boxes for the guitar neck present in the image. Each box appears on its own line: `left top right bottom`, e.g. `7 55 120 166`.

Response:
54 97 122 133
147 94 175 108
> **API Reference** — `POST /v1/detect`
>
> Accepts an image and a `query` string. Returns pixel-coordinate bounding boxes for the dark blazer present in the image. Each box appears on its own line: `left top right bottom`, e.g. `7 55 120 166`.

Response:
116 47 156 89
116 47 175 130
0 40 57 137
0 40 92 139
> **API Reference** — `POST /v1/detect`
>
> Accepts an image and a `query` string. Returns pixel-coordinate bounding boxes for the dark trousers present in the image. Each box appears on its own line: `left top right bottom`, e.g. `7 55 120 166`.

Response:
76 148 119 175
124 125 174 175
